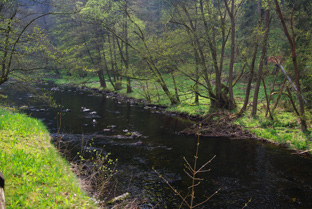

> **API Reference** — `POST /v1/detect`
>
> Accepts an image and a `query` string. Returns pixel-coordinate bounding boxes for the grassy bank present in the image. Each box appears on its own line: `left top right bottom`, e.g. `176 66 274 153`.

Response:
0 107 97 208
45 71 312 153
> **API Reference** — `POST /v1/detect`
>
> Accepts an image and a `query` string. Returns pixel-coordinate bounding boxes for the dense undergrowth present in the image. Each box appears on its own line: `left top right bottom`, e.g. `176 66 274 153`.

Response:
46 70 312 153
0 107 97 208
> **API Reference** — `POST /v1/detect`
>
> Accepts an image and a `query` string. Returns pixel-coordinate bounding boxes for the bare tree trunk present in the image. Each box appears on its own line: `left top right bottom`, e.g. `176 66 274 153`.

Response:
262 78 274 120
124 2 132 93
265 67 280 116
112 35 122 90
97 69 107 88
240 43 258 114
272 77 287 112
252 0 270 116
194 48 199 104
286 86 300 117
274 0 307 132
224 0 235 110
94 25 107 89
171 71 180 102
102 35 116 90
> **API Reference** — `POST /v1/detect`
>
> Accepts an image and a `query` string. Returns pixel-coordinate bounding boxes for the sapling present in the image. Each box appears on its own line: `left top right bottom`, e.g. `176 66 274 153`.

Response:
153 124 220 208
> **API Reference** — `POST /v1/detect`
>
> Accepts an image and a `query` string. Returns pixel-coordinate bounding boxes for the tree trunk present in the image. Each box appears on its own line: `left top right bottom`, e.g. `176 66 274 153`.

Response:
171 71 180 102
252 0 270 116
97 69 106 88
194 48 200 104
224 0 236 110
124 3 132 93
272 77 287 112
262 78 274 120
265 67 280 116
240 43 258 114
274 0 307 132
102 35 116 90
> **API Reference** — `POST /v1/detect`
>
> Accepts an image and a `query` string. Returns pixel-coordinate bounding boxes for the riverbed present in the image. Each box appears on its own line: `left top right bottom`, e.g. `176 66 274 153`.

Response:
2 81 312 208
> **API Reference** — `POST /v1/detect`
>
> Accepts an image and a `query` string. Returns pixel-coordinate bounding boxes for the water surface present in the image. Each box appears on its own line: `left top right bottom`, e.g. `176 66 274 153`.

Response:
2 82 312 208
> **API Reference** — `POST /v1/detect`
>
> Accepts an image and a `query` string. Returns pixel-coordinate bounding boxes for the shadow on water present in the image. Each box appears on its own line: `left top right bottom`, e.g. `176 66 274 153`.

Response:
1 81 312 208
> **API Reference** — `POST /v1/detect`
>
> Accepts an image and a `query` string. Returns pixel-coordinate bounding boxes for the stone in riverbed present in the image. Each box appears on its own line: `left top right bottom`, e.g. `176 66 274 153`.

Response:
129 141 143 146
106 192 130 205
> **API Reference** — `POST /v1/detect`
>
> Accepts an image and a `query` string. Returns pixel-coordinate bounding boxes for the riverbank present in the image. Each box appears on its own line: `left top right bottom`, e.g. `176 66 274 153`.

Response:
2 77 312 208
0 107 97 208
47 73 312 155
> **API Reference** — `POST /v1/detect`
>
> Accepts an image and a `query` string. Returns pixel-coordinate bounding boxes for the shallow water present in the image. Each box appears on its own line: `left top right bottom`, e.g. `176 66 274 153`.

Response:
2 82 312 208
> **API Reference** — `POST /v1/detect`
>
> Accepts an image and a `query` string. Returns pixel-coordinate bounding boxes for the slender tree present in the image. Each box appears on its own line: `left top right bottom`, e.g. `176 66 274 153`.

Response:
274 0 307 132
252 0 271 116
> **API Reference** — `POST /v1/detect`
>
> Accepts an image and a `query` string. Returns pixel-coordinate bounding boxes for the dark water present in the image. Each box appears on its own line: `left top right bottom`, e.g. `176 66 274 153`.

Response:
2 82 312 208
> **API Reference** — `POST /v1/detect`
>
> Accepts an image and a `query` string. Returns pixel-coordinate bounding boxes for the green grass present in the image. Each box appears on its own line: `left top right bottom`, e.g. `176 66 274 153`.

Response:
0 107 97 208
234 112 312 151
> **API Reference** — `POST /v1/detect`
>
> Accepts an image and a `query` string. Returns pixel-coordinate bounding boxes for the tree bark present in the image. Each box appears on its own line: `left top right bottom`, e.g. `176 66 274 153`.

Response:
274 0 307 132
265 67 280 117
124 2 132 93
262 77 274 120
97 69 107 88
272 77 287 112
224 0 235 110
240 43 258 114
252 0 270 116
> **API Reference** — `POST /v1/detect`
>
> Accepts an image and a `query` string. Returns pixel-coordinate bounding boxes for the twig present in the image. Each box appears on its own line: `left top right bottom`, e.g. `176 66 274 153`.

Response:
152 167 191 208
153 125 218 208
242 197 252 209
193 188 221 208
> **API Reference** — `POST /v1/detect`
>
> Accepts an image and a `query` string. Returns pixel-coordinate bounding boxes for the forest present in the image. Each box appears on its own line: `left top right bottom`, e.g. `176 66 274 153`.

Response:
1 0 312 208
2 0 312 129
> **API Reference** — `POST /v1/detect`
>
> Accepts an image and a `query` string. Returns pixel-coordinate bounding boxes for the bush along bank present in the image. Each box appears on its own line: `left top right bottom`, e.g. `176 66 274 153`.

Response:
0 107 97 208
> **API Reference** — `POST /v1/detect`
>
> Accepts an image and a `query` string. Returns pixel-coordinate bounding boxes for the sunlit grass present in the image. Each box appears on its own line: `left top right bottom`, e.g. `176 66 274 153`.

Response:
0 107 97 208
234 111 312 151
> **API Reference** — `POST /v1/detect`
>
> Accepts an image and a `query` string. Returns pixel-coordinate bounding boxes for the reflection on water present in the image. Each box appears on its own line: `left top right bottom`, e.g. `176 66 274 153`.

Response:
2 82 312 208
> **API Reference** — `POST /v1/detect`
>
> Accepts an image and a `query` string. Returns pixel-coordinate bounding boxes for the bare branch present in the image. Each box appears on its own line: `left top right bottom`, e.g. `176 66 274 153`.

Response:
193 188 221 208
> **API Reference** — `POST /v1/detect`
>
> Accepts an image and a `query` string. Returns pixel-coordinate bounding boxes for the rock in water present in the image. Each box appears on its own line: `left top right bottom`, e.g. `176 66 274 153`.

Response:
106 192 130 205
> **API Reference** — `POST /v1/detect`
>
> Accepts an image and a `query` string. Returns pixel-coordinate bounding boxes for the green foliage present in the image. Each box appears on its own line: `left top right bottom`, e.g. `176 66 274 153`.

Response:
0 108 97 208
81 0 119 21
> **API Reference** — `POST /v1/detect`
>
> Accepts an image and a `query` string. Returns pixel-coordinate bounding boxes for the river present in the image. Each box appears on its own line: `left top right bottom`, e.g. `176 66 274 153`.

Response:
1 81 312 208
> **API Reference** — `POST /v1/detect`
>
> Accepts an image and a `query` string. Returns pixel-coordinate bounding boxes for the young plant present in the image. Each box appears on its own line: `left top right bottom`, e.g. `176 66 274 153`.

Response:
153 124 220 209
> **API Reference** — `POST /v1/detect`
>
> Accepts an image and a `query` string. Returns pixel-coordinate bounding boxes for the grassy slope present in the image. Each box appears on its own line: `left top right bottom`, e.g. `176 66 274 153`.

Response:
46 71 312 152
0 107 97 208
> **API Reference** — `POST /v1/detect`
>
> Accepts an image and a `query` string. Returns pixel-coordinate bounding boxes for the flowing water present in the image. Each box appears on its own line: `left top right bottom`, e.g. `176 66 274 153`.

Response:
1 81 312 208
